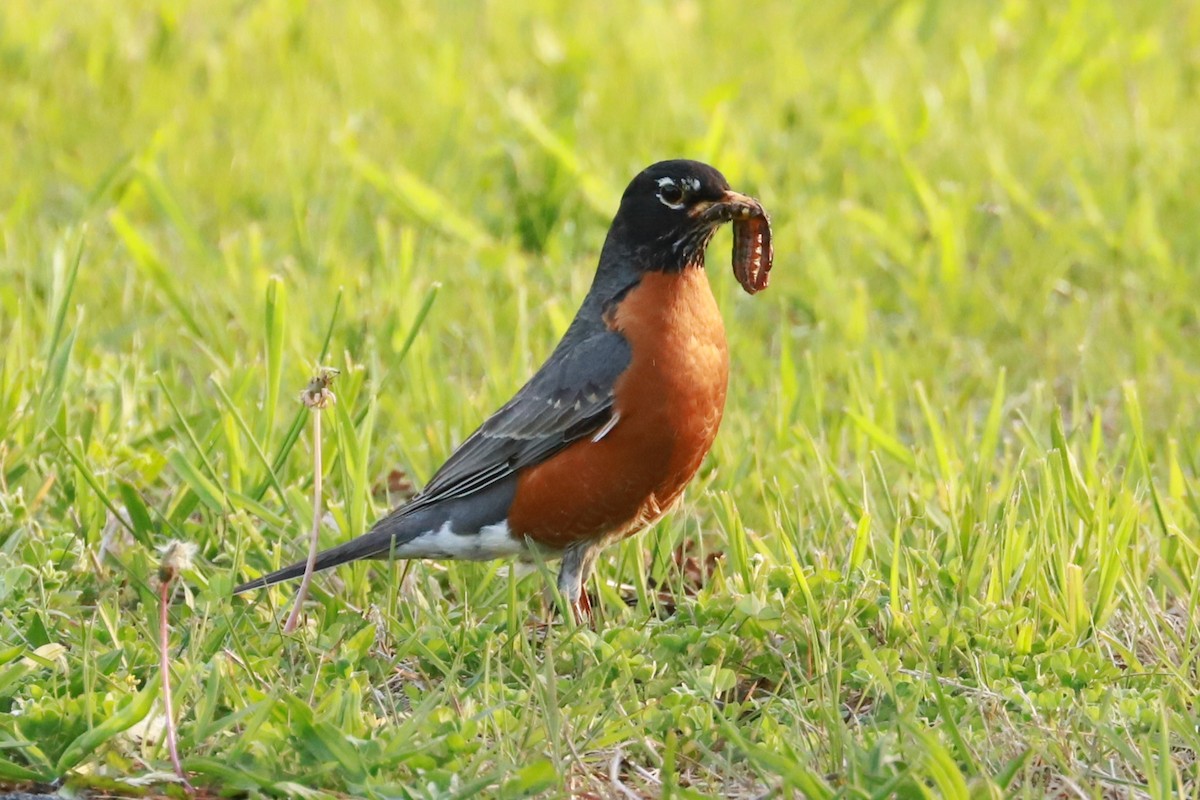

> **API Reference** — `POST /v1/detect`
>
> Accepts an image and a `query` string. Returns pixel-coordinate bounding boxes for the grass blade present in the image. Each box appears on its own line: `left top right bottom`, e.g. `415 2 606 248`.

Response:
56 681 158 772
264 275 287 449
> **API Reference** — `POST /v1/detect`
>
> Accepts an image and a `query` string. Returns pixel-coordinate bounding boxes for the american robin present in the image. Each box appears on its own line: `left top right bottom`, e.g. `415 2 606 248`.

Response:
234 159 773 622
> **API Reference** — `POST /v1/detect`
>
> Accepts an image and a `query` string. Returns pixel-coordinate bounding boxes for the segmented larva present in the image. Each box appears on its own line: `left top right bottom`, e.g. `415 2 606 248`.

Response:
732 212 773 295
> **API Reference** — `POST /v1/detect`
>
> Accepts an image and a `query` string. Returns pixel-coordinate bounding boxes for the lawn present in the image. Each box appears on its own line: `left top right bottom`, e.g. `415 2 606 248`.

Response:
2 1 1200 797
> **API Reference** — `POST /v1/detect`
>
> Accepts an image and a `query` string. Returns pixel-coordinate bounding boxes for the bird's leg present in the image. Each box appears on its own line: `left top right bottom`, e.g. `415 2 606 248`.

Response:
578 545 602 626
573 588 592 626
558 542 600 628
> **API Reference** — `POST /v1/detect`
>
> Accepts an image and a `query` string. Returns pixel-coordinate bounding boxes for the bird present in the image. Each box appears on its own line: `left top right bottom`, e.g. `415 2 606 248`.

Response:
234 159 773 623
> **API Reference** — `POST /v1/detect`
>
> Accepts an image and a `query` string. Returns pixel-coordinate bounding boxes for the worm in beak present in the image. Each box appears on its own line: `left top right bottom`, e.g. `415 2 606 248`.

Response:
696 190 773 295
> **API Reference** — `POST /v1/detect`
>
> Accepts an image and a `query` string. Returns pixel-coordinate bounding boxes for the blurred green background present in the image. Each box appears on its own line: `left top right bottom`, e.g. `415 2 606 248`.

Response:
2 1 1199 797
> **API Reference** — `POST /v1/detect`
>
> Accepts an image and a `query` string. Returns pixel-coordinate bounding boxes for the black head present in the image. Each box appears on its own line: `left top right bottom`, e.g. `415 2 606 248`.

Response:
607 159 761 272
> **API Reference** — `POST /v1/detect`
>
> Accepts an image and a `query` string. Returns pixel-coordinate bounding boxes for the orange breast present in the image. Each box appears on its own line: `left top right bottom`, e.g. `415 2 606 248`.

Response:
507 268 730 549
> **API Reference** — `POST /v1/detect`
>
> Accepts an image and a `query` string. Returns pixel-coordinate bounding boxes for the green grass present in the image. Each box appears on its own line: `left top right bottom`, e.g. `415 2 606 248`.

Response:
2 0 1200 797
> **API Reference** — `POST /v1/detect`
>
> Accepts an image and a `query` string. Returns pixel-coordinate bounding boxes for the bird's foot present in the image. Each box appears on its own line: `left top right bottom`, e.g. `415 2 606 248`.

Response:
570 590 596 629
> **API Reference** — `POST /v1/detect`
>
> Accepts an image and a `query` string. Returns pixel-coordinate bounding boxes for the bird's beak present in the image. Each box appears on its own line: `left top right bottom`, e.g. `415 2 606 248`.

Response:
691 190 766 225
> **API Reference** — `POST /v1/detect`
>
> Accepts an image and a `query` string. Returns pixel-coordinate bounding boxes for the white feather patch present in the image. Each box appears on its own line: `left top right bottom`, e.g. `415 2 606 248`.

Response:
390 520 527 561
592 412 620 442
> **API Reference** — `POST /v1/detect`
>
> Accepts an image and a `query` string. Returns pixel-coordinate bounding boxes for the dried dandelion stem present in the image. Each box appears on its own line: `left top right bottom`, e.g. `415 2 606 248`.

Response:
157 541 196 793
283 410 322 633
283 367 338 634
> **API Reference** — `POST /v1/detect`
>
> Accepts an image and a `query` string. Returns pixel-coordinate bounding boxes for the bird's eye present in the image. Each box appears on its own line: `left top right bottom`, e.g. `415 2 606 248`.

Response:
656 179 685 209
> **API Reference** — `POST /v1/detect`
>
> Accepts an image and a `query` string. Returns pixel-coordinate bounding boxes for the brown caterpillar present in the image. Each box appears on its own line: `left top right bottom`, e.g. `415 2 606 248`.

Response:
732 209 773 295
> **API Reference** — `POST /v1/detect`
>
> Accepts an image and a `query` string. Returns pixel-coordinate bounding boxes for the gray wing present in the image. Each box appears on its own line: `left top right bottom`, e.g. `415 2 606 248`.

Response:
231 322 632 594
403 328 632 510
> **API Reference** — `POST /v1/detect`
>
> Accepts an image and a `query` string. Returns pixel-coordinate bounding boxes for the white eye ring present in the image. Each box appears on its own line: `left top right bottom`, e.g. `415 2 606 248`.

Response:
656 177 686 209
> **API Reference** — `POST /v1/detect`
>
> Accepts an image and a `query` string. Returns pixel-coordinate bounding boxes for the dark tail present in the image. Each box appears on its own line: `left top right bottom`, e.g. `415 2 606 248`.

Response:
232 524 408 595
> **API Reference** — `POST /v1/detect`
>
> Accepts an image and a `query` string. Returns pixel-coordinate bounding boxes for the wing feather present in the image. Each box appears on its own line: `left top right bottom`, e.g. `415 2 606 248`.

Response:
401 329 631 511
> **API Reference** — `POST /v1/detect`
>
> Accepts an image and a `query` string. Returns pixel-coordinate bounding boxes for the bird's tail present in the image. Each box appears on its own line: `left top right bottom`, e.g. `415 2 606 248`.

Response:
232 524 409 595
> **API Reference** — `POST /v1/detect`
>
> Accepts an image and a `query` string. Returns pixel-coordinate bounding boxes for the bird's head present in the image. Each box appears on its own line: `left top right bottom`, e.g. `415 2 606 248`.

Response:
607 159 772 293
